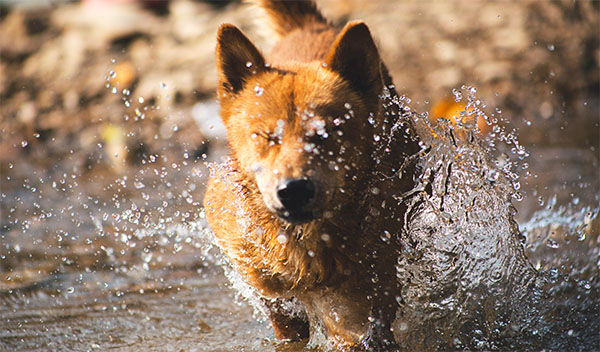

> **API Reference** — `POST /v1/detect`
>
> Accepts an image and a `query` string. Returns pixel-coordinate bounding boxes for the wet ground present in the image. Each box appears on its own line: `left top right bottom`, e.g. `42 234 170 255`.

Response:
1 107 598 351
1 1 599 351
0 155 280 352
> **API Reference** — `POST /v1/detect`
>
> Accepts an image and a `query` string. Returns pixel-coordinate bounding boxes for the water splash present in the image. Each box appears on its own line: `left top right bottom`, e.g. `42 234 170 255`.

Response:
2 74 598 350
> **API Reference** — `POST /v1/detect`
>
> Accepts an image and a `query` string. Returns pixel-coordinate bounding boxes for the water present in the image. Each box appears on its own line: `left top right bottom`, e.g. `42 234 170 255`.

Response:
390 96 598 349
0 157 279 351
1 87 598 350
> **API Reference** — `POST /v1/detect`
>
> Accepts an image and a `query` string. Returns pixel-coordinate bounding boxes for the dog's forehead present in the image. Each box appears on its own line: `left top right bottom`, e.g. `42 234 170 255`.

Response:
233 64 364 134
268 71 360 112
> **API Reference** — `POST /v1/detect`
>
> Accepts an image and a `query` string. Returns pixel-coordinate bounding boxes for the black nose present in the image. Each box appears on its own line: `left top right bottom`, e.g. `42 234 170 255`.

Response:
277 179 315 211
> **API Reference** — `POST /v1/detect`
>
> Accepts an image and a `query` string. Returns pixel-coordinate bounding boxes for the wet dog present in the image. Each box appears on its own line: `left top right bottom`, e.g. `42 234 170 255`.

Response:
203 1 536 350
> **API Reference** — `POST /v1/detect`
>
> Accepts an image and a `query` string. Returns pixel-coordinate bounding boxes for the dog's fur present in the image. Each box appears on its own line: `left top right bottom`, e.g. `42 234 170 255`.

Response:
204 1 535 350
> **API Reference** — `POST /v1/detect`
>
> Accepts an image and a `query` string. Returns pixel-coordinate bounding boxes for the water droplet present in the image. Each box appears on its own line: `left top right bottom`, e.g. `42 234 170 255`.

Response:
537 196 545 206
512 191 523 202
546 238 559 249
398 321 408 331
450 88 461 101
21 140 28 147
276 233 288 244
547 44 555 51
138 97 145 104
254 85 264 96
380 230 391 242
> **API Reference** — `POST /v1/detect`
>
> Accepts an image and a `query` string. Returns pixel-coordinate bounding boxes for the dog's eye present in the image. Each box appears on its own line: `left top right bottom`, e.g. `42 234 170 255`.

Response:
252 131 280 146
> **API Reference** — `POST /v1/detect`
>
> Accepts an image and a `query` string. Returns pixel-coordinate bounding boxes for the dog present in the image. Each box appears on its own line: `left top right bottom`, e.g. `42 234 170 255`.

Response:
203 1 536 350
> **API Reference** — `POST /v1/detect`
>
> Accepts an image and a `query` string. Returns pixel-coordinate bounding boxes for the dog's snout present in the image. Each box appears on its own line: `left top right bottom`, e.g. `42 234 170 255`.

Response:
277 179 315 211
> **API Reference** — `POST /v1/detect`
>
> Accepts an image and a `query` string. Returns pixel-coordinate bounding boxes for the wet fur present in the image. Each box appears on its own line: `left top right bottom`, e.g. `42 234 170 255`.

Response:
205 1 422 349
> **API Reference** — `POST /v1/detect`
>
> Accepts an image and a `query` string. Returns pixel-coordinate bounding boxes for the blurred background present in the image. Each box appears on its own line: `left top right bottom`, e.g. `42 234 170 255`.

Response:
0 0 598 350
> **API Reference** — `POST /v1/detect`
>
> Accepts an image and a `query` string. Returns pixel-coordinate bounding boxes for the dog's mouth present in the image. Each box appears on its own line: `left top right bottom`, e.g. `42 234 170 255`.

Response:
276 208 319 224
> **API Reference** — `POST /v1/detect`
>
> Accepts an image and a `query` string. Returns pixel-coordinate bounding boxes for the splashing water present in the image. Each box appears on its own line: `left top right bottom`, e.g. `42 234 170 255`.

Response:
1 78 598 351
386 87 599 350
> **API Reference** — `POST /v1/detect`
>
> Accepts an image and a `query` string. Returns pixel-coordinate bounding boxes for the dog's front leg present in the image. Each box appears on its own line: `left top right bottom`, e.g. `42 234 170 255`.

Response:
263 297 310 341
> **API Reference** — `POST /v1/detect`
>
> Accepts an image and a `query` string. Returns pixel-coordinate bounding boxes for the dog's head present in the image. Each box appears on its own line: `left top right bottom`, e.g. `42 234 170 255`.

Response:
215 22 385 224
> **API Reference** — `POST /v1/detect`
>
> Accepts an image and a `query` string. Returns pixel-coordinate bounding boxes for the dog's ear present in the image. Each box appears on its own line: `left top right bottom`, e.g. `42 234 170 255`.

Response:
216 24 266 95
325 21 383 96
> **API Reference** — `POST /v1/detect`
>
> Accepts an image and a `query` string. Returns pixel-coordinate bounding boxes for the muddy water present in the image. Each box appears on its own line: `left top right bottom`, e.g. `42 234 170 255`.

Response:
0 156 286 351
1 104 599 351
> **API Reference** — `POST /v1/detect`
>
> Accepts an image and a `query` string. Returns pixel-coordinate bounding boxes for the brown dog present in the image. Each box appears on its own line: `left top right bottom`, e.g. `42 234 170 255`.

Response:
203 0 535 350
204 1 418 349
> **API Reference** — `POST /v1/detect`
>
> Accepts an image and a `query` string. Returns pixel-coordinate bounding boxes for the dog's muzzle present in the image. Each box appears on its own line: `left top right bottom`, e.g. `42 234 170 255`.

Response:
276 178 316 223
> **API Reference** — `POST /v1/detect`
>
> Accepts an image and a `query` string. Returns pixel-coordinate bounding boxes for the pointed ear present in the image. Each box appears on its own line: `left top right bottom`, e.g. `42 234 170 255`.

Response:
325 21 383 95
216 24 266 94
